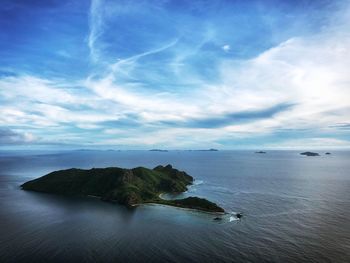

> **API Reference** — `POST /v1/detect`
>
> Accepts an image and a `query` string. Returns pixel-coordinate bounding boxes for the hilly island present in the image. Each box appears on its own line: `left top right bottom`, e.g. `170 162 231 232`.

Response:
21 164 224 213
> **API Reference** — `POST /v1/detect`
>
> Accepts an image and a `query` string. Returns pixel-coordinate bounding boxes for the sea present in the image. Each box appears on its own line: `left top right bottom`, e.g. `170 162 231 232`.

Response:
0 150 349 263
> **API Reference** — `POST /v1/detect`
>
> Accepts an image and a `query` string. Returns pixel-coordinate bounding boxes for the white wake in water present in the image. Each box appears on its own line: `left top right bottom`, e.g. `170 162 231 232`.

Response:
228 212 242 222
229 216 239 222
193 180 204 185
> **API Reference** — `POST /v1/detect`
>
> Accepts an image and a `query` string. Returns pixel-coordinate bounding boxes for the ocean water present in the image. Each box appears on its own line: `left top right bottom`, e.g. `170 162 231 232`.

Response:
0 150 349 263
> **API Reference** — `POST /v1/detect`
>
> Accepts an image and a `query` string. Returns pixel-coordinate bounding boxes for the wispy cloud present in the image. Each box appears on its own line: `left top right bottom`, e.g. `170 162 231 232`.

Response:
88 0 104 62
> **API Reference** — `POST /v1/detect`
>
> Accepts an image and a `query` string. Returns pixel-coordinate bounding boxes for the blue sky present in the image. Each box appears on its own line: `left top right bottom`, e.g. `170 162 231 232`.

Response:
1 0 350 149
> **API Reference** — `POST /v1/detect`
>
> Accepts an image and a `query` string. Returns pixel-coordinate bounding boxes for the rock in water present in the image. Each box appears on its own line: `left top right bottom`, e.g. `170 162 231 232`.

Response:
236 213 243 219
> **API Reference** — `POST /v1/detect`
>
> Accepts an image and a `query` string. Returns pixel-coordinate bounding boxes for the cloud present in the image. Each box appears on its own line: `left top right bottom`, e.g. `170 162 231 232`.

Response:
329 123 350 130
222 44 230 52
1 0 350 149
0 128 36 145
266 137 350 150
88 0 104 62
159 103 294 128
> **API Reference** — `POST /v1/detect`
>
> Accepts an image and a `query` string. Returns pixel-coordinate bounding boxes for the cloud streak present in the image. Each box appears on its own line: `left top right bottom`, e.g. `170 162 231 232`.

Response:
159 103 294 129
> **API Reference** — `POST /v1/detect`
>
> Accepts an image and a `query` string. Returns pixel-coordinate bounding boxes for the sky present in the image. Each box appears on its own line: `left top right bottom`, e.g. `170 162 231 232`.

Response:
0 0 350 150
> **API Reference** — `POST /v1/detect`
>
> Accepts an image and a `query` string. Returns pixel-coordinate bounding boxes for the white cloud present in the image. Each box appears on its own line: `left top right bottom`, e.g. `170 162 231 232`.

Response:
85 74 204 123
88 0 104 62
222 44 230 52
0 75 121 128
217 32 350 132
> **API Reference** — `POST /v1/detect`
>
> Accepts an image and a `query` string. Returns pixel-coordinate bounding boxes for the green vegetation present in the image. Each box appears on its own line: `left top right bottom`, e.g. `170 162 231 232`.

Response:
21 164 224 213
154 197 224 213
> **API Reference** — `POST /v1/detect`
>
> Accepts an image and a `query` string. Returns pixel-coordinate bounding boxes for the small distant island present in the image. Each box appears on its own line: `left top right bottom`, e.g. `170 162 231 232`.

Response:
300 152 320 156
325 152 331 155
21 164 224 213
149 149 168 152
255 151 266 154
202 148 219 152
187 149 219 152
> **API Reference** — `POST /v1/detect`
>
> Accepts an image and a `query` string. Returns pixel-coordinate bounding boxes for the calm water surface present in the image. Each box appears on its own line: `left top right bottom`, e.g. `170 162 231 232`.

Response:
0 150 349 262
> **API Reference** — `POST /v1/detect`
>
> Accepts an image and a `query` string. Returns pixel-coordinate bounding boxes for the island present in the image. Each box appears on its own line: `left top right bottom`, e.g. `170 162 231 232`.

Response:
300 152 320 156
187 149 219 152
21 164 224 213
255 151 266 154
149 149 168 152
325 152 331 155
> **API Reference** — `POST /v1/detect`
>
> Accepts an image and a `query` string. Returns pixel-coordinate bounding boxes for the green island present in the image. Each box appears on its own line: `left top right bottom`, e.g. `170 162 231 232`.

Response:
21 164 224 213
